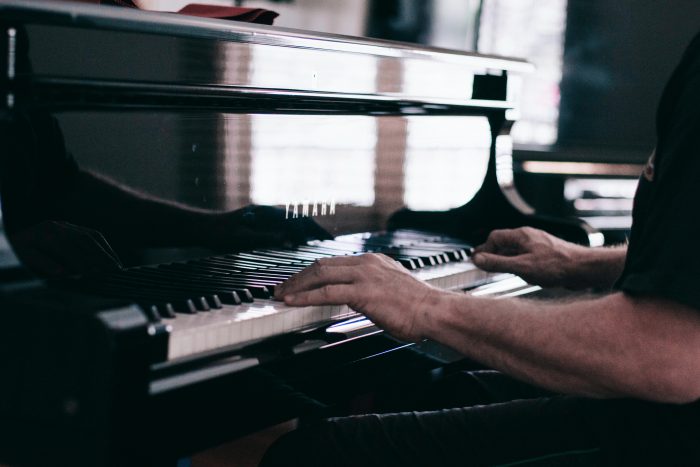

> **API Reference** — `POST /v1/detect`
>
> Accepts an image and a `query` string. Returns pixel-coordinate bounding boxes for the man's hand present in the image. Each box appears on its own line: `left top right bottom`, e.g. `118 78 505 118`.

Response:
274 253 444 342
472 227 626 289
472 227 587 288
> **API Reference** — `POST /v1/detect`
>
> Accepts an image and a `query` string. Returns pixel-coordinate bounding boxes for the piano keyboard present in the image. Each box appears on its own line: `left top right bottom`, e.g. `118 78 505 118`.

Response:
79 230 500 361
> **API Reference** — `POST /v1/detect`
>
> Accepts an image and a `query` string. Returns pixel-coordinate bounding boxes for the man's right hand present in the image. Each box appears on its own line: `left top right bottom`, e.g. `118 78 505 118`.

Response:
472 227 606 289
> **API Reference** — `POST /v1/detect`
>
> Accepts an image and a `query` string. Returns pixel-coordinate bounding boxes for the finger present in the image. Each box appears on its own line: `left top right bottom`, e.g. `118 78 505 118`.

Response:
472 251 527 274
475 229 525 254
276 265 359 299
283 284 356 306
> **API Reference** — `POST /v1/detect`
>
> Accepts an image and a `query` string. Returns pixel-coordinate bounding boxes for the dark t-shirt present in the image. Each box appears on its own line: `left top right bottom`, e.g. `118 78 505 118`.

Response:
615 30 700 309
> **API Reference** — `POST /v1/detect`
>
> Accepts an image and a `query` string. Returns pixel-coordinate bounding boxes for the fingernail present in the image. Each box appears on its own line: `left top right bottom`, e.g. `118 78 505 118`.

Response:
284 294 295 303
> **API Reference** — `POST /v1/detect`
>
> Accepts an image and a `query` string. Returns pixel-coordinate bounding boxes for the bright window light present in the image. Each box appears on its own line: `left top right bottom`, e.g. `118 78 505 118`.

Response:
403 116 491 210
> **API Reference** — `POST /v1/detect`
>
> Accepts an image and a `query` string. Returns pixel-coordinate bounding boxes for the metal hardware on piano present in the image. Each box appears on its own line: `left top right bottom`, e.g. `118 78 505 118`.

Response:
0 1 599 465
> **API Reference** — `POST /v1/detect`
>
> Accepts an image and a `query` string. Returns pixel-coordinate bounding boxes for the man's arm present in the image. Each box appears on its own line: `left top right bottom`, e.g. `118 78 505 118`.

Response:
427 291 700 403
472 227 627 289
275 253 700 405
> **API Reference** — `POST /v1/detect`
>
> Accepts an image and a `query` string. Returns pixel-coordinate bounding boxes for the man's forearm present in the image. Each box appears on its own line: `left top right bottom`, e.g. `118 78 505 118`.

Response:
423 291 700 403
570 245 627 289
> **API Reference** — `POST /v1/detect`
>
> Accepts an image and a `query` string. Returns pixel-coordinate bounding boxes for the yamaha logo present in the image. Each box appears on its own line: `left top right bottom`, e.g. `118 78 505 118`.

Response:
285 199 336 219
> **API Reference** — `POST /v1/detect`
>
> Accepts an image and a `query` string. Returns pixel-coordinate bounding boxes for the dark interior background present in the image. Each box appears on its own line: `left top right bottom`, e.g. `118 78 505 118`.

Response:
558 0 700 162
367 0 700 162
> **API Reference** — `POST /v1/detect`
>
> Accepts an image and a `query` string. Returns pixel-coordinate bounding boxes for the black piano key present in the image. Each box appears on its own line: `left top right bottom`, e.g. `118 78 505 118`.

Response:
396 258 419 270
142 304 162 322
92 283 198 314
154 263 236 279
234 270 293 280
134 270 273 299
194 296 210 312
386 249 441 266
92 272 221 309
132 301 175 319
223 275 283 288
197 258 296 275
399 242 468 260
295 246 353 257
325 239 446 266
234 252 303 265
300 243 359 254
108 268 257 302
227 291 243 305
223 254 288 268
166 299 197 314
172 261 239 275
184 258 306 277
167 261 247 275
161 271 275 297
253 249 322 262
424 245 472 260
186 260 260 272
159 303 177 318
258 264 307 272
219 257 274 269
256 251 330 264
300 243 421 270
395 236 474 258
141 273 260 301
209 294 223 309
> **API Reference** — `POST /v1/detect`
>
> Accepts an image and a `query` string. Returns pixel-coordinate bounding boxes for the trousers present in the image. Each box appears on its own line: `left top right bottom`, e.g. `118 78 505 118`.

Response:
260 370 700 466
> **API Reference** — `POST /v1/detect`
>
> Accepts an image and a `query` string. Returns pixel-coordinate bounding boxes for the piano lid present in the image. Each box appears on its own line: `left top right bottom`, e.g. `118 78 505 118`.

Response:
0 0 532 109
0 0 532 279
0 0 532 70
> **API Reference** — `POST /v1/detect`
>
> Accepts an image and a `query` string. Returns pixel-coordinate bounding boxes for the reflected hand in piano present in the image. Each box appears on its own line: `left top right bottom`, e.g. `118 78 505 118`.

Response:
3 121 331 276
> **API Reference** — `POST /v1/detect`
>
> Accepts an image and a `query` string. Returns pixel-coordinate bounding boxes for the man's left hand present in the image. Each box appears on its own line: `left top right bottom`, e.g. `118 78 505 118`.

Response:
274 253 443 342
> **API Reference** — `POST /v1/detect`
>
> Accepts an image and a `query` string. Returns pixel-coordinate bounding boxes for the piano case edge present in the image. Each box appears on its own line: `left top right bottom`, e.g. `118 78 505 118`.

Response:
0 281 151 467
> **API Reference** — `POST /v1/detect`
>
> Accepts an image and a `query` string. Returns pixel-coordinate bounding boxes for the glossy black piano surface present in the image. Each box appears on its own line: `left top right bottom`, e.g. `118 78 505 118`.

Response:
0 1 597 465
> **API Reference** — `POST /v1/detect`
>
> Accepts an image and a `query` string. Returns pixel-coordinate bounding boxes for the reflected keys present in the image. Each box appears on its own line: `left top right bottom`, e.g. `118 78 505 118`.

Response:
78 230 494 361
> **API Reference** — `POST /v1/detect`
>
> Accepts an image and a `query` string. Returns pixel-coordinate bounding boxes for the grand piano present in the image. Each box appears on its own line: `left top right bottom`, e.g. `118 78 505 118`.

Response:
0 1 600 465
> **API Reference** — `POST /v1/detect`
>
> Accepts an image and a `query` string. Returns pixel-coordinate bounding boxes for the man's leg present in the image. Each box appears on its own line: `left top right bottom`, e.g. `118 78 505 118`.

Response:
260 371 603 467
260 394 603 467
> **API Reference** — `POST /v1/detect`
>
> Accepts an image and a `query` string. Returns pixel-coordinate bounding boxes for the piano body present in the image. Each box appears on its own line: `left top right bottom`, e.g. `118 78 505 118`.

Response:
0 1 599 465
